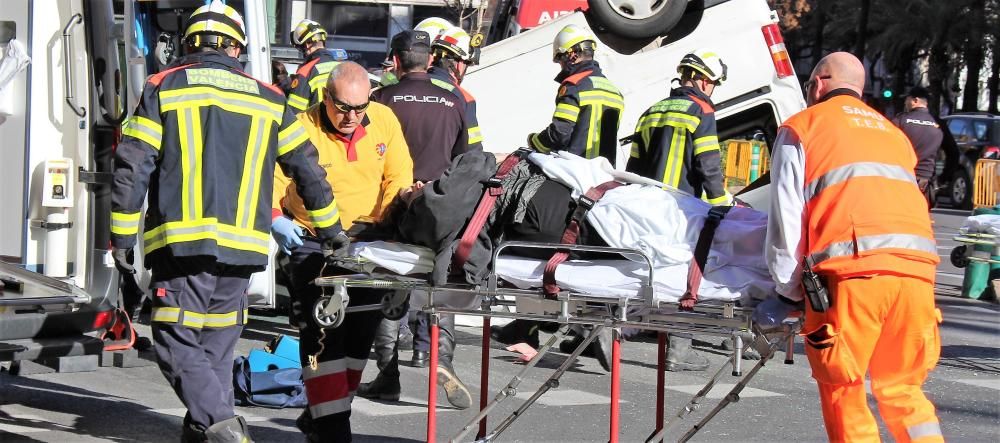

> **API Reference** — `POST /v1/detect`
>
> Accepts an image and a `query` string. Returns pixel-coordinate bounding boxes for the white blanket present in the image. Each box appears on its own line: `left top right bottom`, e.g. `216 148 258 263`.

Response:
960 214 1000 235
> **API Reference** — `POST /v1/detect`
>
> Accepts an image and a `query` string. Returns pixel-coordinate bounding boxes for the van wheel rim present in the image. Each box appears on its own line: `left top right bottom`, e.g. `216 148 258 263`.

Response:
953 176 968 203
605 0 666 20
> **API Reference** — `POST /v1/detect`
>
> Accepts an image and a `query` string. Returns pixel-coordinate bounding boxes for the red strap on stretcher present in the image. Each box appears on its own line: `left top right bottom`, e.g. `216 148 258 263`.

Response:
679 205 732 310
543 181 624 296
451 149 532 273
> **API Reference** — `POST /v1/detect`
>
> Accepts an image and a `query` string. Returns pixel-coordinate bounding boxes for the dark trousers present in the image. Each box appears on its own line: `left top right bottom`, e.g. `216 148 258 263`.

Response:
413 311 455 353
288 238 384 442
149 256 252 432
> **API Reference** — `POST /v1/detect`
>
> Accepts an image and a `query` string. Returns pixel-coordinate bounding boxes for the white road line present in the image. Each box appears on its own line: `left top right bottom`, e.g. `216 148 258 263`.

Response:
148 408 268 422
0 414 65 434
515 388 618 406
936 272 964 279
952 379 1000 391
666 384 783 399
352 395 463 416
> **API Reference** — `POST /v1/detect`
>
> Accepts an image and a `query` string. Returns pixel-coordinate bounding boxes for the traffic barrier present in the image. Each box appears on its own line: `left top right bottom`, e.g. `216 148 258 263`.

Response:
973 159 1000 208
723 140 769 189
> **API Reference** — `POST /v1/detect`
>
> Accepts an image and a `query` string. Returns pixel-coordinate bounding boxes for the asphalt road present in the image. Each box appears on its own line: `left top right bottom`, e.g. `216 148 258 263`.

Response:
1 209 998 442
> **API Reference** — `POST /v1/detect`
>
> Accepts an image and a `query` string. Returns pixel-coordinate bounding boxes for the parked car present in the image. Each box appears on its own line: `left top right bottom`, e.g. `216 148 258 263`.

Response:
940 113 1000 209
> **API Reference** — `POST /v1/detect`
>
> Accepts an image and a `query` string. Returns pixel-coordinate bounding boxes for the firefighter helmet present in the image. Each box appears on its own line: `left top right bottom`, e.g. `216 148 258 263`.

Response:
677 49 728 84
183 0 247 47
291 19 327 47
552 24 596 61
414 17 453 40
433 25 473 61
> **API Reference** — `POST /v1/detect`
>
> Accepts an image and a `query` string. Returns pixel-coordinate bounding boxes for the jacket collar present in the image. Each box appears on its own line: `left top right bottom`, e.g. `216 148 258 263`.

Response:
818 88 861 103
176 50 244 71
555 59 600 83
672 85 716 109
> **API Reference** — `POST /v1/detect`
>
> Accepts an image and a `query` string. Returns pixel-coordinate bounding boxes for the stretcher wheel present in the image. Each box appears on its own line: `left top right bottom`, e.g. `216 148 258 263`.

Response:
381 291 409 321
951 245 970 268
313 296 345 329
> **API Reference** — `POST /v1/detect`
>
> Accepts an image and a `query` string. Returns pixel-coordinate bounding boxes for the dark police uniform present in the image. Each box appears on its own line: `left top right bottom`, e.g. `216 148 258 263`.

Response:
427 66 484 152
893 106 943 203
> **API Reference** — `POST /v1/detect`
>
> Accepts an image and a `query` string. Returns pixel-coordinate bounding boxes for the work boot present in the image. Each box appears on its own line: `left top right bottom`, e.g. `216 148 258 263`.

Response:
357 372 401 401
489 319 540 349
587 327 613 372
665 334 710 372
438 314 472 409
411 350 429 368
372 318 399 371
181 423 205 443
295 411 322 443
558 332 586 354
204 416 253 443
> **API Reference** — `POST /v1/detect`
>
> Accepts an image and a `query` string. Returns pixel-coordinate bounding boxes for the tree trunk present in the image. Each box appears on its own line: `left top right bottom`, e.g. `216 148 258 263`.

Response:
928 37 951 115
990 35 1000 113
961 0 986 111
811 0 826 67
854 0 871 58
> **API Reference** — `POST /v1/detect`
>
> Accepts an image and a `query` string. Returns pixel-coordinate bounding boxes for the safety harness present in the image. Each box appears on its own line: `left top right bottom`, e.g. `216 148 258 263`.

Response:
679 205 732 310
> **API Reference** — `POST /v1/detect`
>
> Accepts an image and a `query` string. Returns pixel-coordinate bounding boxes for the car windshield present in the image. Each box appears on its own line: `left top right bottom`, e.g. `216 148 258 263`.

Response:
973 120 991 142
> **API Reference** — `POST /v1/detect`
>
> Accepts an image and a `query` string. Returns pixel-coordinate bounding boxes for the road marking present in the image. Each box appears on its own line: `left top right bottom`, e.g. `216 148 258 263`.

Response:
952 378 1000 390
0 414 63 434
936 272 964 279
515 388 618 406
352 395 463 416
666 384 783 399
947 305 1000 314
147 408 268 422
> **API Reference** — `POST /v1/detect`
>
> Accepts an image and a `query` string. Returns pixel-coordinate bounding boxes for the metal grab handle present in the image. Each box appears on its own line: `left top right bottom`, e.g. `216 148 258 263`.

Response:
62 13 87 118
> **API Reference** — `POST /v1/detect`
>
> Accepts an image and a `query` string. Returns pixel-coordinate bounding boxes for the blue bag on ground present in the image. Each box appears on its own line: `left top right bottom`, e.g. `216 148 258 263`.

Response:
233 356 307 408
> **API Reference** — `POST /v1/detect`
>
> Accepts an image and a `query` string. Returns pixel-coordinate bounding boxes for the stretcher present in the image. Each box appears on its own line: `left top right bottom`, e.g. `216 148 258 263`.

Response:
312 240 800 443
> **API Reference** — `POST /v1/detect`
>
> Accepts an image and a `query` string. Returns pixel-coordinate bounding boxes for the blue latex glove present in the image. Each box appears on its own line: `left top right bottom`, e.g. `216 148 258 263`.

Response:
753 296 798 328
271 216 304 254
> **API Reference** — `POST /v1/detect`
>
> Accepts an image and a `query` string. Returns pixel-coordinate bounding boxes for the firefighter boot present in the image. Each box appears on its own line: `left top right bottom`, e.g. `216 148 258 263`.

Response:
204 416 253 443
666 334 709 372
372 317 399 371
437 315 472 409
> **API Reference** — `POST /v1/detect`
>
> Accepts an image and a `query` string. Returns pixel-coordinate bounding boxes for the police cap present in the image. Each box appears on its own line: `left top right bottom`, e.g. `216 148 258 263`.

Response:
906 86 930 100
391 30 431 53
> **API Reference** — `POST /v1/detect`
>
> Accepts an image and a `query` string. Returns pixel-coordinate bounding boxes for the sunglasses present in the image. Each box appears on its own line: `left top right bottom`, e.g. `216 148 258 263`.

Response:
326 91 369 114
803 75 832 91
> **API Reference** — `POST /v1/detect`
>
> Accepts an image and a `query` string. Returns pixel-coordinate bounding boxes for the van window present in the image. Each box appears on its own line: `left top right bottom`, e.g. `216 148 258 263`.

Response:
972 120 991 142
948 119 972 142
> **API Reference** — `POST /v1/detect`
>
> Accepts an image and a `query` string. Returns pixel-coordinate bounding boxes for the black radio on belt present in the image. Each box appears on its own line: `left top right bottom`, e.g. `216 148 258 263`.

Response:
801 256 830 313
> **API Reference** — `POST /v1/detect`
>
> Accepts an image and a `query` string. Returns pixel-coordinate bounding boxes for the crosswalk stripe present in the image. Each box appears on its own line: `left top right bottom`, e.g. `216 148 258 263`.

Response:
147 408 268 422
0 414 64 434
352 395 464 416
666 384 784 399
515 388 618 406
952 378 1000 390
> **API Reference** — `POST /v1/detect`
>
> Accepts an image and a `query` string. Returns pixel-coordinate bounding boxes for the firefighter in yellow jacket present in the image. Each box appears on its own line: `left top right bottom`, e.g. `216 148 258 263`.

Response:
110 2 344 441
286 19 341 112
271 61 413 441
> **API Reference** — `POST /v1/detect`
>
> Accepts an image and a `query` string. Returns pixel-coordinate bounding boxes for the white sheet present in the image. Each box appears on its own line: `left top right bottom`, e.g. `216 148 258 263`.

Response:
960 214 1000 236
351 242 772 304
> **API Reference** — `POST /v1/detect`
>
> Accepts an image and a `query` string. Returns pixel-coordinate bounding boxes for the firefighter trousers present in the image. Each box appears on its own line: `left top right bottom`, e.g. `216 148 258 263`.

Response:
149 256 252 432
288 238 384 442
804 274 943 443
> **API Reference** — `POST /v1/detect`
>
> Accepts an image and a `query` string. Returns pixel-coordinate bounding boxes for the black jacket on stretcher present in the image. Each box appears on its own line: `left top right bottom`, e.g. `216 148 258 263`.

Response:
626 85 727 205
111 51 342 270
528 60 624 162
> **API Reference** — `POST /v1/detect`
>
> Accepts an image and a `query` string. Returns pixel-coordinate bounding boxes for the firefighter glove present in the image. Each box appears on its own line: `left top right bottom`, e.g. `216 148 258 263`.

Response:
752 295 801 328
322 231 351 258
271 216 304 254
112 247 135 275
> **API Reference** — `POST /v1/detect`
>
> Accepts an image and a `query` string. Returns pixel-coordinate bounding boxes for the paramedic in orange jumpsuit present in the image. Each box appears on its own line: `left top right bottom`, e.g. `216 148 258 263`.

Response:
754 52 944 442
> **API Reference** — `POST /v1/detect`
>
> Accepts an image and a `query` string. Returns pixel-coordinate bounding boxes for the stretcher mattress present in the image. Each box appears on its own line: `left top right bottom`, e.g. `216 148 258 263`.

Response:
961 214 1000 236
348 241 773 304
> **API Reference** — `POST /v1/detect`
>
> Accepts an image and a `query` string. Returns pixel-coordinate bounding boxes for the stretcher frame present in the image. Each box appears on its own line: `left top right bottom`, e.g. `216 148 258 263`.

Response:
314 241 800 443
952 233 1000 266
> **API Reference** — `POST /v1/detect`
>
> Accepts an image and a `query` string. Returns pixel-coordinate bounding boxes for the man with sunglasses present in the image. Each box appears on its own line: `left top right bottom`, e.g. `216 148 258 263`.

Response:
625 48 731 373
271 61 413 441
526 24 623 161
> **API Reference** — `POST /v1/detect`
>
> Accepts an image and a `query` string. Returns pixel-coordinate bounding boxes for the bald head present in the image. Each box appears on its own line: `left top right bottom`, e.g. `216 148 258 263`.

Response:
324 61 371 135
327 61 371 96
806 52 865 105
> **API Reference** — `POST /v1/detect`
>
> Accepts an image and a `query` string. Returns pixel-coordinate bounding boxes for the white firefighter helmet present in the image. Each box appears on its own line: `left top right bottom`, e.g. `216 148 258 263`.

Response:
433 25 473 61
677 49 728 84
552 24 596 61
414 17 453 40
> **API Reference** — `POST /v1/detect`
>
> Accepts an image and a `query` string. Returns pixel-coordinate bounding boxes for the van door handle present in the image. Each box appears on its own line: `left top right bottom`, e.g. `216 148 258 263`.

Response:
62 13 87 118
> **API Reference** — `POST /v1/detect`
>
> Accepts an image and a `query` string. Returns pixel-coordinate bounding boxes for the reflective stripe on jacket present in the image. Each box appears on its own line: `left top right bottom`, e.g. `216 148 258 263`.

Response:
428 66 484 152
111 51 341 269
287 49 340 112
625 86 726 204
781 92 939 278
528 60 623 161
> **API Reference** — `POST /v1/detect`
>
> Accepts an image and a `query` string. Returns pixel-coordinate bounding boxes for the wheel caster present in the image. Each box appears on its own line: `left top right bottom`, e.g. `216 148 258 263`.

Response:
313 280 349 328
951 245 969 268
381 291 409 321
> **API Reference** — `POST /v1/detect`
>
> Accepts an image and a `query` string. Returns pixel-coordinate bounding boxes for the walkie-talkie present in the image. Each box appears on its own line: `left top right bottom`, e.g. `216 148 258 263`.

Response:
801 256 830 312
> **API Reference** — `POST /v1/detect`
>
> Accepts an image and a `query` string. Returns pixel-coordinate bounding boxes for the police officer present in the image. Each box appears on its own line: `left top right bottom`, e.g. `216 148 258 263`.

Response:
286 19 340 112
110 2 344 441
357 30 476 409
893 86 943 207
625 49 732 372
627 49 730 206
527 24 624 162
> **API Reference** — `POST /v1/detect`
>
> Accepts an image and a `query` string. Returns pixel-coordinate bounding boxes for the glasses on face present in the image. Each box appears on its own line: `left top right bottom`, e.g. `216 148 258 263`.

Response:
326 91 369 114
803 75 833 92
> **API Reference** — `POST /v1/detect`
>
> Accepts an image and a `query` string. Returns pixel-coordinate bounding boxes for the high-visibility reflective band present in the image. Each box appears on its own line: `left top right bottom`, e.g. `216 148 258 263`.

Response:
309 398 353 418
693 135 720 156
204 311 240 328
553 103 580 123
638 111 699 133
160 86 283 123
309 74 331 93
111 211 142 235
530 133 551 153
467 126 483 145
176 108 204 221
236 117 272 229
907 421 942 440
430 78 455 92
152 307 181 323
810 233 938 265
585 106 599 159
314 61 339 75
121 116 163 151
186 22 244 47
287 93 309 111
307 201 341 229
661 129 687 188
151 307 207 329
580 90 625 109
243 309 250 324
706 193 729 205
806 161 917 200
304 358 348 377
278 120 310 156
589 76 620 94
143 218 271 255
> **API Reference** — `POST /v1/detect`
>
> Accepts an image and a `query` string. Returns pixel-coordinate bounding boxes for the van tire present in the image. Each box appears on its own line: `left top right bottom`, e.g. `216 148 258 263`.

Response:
587 0 687 39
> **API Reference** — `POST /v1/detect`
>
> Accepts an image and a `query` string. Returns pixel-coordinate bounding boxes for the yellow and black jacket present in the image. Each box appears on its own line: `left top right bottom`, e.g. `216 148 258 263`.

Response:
626 85 727 204
286 49 340 112
427 66 484 152
528 60 623 161
111 51 341 269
